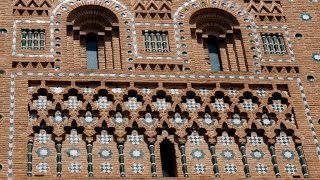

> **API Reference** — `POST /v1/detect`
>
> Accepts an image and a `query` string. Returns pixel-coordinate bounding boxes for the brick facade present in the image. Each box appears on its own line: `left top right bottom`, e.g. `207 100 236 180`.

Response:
0 0 320 179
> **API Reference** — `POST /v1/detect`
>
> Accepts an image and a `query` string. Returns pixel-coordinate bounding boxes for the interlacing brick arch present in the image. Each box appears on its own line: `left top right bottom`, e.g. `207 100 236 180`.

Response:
50 0 136 60
27 85 301 140
173 0 261 73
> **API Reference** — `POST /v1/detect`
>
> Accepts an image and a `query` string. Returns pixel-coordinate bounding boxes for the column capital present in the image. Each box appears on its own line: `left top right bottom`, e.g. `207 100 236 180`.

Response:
117 137 125 143
55 136 62 142
268 139 276 145
86 137 94 143
208 138 217 145
148 138 156 143
239 138 247 145
178 138 187 144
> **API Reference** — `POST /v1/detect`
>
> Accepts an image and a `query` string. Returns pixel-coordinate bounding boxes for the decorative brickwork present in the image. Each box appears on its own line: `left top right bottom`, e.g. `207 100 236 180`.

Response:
0 0 320 179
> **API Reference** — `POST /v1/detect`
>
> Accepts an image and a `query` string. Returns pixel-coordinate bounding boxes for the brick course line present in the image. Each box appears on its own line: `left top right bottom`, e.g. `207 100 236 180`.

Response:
7 74 16 179
297 78 320 159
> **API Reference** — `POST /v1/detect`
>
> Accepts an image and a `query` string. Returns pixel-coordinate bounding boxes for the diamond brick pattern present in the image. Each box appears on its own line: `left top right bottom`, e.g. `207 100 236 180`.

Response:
67 130 81 144
68 163 81 173
83 87 93 93
220 132 233 145
285 164 297 174
128 132 143 145
248 132 263 146
112 88 122 94
132 163 144 173
101 163 113 173
36 162 49 173
212 98 228 111
256 89 267 97
271 100 286 112
276 132 290 146
227 88 238 97
99 131 112 144
34 96 50 109
225 164 237 174
194 164 206 174
142 87 151 94
36 133 49 144
125 97 142 110
185 98 200 111
255 164 268 174
170 88 180 95
154 98 170 110
66 96 81 109
199 88 209 95
96 96 111 109
188 132 202 145
241 99 256 111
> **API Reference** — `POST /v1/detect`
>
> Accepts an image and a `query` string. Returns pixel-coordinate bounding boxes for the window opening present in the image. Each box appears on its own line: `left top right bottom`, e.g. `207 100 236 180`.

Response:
207 36 222 71
160 139 177 177
86 34 99 69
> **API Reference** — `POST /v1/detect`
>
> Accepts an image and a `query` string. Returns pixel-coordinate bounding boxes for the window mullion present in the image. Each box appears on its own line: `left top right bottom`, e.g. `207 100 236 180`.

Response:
40 30 45 50
22 30 27 49
273 35 279 54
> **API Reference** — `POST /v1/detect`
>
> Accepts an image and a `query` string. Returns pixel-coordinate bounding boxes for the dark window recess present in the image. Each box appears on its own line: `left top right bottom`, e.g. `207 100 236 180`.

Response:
86 35 99 69
208 37 222 71
160 139 177 177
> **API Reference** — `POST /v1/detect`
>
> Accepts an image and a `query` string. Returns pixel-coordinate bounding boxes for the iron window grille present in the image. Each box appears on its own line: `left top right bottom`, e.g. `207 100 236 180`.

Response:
261 33 286 54
144 31 169 52
21 29 45 50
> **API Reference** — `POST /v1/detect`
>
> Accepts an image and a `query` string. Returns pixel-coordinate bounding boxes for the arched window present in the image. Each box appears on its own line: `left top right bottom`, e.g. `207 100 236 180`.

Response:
86 34 99 69
189 8 247 72
66 5 120 70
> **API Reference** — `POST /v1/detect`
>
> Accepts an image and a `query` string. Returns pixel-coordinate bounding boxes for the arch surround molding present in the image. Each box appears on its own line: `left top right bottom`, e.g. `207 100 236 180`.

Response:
50 0 137 64
173 0 262 74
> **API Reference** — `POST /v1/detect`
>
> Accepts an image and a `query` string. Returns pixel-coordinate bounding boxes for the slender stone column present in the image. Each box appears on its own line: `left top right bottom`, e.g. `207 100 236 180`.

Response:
117 138 125 177
55 140 62 177
27 140 33 177
179 138 188 177
87 138 93 177
209 143 220 177
268 140 281 178
297 145 309 178
148 138 157 177
239 139 250 177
